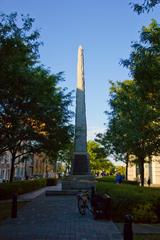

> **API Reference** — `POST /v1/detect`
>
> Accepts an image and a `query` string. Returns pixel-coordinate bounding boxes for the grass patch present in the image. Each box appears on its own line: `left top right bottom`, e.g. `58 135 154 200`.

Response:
97 175 138 185
96 176 115 182
0 201 27 222
96 179 160 223
134 234 160 240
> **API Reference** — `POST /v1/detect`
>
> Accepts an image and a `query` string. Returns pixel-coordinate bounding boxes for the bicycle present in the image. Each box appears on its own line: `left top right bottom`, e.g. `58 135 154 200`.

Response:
77 189 112 220
77 190 91 215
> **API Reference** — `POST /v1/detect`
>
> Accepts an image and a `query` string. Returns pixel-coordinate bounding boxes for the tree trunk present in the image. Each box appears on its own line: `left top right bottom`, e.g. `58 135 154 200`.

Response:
10 153 16 182
46 164 48 178
125 153 129 180
25 160 28 180
125 161 128 181
53 160 57 173
139 157 144 186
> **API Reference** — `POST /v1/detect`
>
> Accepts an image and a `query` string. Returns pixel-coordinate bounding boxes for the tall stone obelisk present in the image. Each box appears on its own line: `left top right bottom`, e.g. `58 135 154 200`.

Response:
62 46 94 190
72 46 90 175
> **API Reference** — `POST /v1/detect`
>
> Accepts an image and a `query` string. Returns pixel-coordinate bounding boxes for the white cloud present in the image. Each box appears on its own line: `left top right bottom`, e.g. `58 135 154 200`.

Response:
87 126 105 140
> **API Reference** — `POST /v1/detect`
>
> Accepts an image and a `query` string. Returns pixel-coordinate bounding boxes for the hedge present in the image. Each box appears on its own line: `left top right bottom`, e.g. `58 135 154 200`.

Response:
96 180 160 223
97 176 138 185
96 176 115 182
0 179 46 200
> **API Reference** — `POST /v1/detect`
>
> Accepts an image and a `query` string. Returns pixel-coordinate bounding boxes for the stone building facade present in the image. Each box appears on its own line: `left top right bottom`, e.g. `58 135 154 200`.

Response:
0 151 33 181
128 156 160 184
0 152 11 181
0 151 54 181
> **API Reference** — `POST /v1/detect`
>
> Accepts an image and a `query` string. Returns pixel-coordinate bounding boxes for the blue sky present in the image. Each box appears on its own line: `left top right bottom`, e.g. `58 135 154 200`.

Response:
1 0 160 140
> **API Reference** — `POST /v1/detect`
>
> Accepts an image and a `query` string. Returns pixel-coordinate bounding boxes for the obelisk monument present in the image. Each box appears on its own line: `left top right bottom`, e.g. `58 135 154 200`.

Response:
72 45 90 175
62 46 94 190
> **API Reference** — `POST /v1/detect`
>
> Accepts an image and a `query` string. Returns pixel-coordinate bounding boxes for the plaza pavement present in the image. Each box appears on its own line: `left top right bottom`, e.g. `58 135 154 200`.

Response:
1 183 160 239
0 183 123 240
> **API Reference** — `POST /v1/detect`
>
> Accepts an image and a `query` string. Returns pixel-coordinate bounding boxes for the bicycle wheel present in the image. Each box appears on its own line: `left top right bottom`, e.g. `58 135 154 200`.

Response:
78 197 86 215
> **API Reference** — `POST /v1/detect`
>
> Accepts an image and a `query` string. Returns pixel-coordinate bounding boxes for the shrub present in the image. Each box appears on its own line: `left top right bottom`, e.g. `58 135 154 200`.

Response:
0 179 46 200
97 176 139 185
46 178 57 186
96 181 160 223
123 180 139 185
133 203 158 223
96 176 115 182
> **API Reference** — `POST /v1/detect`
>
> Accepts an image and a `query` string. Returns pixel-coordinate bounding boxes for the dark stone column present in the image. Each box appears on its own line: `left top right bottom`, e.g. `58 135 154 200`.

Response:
72 153 90 175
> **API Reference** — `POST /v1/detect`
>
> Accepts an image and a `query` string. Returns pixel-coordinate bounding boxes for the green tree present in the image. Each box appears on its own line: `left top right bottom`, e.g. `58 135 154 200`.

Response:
87 140 115 175
0 13 73 181
96 128 130 179
122 20 160 105
101 80 158 186
116 165 126 176
56 142 74 175
120 20 160 185
122 19 160 151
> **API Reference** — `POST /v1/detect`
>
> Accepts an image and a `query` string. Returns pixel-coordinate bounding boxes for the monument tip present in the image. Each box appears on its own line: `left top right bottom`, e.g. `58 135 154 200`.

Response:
79 45 83 49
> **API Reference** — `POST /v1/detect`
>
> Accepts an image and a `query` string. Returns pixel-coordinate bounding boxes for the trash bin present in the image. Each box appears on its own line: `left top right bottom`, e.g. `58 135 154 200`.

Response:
92 193 112 220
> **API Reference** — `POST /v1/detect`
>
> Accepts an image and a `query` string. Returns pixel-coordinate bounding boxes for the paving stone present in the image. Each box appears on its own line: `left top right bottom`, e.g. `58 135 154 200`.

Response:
0 194 123 240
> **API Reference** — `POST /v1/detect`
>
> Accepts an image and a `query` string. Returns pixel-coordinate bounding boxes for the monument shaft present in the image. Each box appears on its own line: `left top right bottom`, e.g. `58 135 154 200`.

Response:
75 46 87 152
62 46 94 190
72 46 90 175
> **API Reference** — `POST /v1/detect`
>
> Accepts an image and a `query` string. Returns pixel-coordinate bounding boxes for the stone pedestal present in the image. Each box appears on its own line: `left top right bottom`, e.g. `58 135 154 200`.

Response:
62 175 95 190
72 153 90 175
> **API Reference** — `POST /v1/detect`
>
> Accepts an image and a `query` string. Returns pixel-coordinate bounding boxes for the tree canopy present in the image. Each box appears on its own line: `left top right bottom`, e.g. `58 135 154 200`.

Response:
99 20 160 186
131 0 160 14
121 20 160 151
0 13 73 181
87 140 115 175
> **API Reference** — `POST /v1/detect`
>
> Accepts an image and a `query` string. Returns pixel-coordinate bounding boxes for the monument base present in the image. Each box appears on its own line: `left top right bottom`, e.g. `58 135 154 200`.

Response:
72 153 90 175
62 175 95 190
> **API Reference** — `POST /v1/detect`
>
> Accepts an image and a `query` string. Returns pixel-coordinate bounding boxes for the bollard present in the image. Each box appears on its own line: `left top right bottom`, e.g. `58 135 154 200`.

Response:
90 186 95 207
105 195 112 220
123 214 133 240
11 194 17 218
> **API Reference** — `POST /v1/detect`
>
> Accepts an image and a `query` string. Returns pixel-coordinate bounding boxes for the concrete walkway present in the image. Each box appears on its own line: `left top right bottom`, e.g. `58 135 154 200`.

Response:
1 183 160 238
18 182 62 201
117 222 160 234
0 187 123 240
